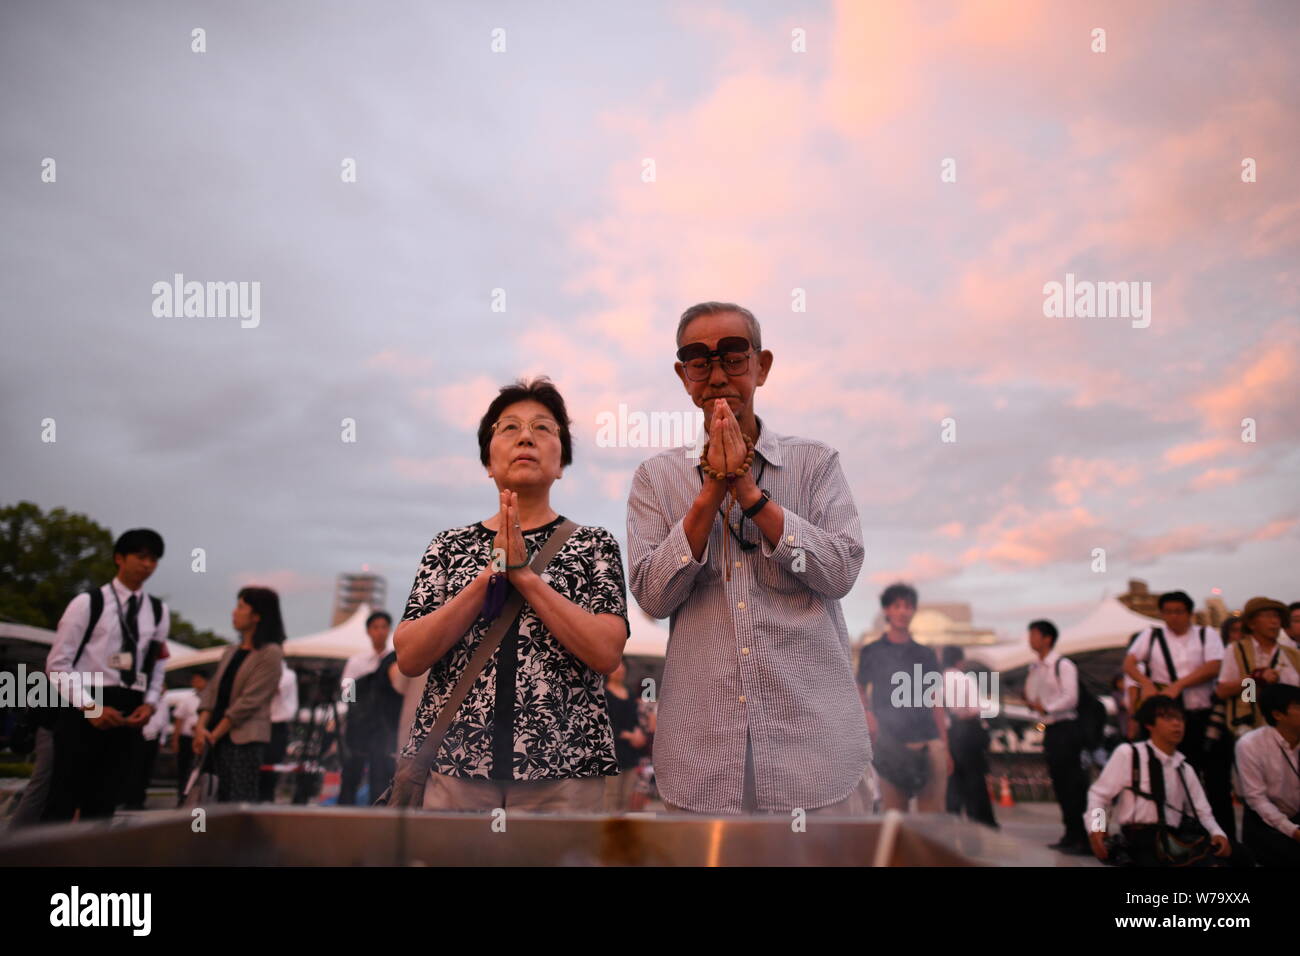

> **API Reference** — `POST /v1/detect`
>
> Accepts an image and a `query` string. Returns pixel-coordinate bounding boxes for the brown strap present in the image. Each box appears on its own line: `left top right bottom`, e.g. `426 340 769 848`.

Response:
405 519 578 779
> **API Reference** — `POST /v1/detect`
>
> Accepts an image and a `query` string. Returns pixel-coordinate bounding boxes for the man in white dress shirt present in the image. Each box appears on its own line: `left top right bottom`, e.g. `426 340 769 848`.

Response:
1234 682 1300 867
1024 619 1089 854
1217 596 1300 736
258 662 300 802
339 611 400 805
1123 590 1228 833
1087 694 1251 867
42 529 171 821
171 671 208 805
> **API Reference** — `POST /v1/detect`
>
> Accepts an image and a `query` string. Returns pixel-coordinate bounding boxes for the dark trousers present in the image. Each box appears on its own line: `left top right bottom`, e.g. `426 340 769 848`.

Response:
42 687 144 822
257 721 290 802
1177 708 1235 839
1242 806 1300 868
213 737 265 803
176 735 194 804
1043 719 1088 843
121 733 160 809
339 730 395 806
945 717 998 827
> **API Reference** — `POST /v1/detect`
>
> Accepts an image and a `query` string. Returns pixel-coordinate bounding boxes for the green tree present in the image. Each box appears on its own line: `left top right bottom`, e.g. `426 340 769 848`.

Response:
0 501 114 629
0 500 226 648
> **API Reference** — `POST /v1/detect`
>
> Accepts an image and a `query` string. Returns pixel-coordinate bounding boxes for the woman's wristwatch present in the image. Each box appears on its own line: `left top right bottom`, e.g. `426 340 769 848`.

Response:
742 489 771 519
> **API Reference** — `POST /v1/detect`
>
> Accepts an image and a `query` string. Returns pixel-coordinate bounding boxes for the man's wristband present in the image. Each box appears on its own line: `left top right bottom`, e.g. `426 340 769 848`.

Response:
742 489 771 519
505 559 530 570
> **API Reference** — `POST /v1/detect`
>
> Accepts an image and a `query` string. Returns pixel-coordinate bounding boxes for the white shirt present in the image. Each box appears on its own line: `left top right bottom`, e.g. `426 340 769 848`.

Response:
45 579 171 708
1026 651 1078 723
269 664 299 724
1233 726 1300 837
1127 625 1223 711
1217 637 1300 692
342 643 392 686
1086 741 1225 837
142 695 171 742
171 688 201 737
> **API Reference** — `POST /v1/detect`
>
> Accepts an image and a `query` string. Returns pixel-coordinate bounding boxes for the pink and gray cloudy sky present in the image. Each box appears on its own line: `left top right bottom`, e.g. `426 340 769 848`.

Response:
2 0 1297 642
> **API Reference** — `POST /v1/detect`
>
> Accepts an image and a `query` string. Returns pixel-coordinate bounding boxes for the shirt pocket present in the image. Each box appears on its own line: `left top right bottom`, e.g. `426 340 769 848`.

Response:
755 554 802 594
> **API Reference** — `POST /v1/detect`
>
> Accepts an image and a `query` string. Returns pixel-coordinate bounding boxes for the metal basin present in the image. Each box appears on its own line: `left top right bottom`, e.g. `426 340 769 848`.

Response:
0 807 984 866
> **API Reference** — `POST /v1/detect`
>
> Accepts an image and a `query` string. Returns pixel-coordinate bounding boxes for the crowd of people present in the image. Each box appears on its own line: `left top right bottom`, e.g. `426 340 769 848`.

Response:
1024 591 1300 866
6 300 1295 869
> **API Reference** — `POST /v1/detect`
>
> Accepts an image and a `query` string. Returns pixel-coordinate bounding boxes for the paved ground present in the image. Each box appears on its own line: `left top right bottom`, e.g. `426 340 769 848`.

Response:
989 800 1104 866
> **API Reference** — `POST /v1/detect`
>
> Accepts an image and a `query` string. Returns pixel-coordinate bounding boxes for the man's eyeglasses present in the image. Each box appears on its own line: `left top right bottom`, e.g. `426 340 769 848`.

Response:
676 336 755 382
491 417 561 439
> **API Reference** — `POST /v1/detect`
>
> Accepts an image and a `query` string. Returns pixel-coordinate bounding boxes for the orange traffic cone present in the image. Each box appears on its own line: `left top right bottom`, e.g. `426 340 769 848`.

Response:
998 775 1015 808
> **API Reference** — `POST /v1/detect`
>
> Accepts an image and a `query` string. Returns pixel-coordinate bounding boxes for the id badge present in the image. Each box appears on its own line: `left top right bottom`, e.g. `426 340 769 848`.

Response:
109 651 134 669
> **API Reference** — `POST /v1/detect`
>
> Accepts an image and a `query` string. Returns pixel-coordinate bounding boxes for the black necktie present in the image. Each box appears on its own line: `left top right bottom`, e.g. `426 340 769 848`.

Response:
122 594 141 686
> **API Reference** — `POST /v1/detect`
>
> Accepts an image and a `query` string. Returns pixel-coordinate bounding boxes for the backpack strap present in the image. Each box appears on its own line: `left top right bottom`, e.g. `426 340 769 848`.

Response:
1144 743 1169 827
1148 627 1179 684
70 587 105 668
1280 645 1300 677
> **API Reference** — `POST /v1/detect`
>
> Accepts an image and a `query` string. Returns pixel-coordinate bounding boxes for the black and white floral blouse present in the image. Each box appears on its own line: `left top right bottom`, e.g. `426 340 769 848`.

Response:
400 516 629 780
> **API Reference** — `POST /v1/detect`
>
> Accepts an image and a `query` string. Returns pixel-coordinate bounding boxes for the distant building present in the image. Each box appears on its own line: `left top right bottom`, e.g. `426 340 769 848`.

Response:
859 602 998 648
331 572 386 626
1119 578 1232 627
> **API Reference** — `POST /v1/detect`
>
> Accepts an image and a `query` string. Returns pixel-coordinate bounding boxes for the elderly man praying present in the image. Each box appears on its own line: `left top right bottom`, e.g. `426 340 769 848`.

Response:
627 301 871 815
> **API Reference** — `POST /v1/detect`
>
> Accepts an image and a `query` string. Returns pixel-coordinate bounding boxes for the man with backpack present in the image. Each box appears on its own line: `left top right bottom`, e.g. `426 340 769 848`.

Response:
1087 694 1251 867
1025 619 1091 855
338 611 402 805
41 529 171 822
1122 590 1229 834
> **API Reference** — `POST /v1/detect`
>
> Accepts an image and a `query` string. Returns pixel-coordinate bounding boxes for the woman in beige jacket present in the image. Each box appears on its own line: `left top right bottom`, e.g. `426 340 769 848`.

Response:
194 587 287 802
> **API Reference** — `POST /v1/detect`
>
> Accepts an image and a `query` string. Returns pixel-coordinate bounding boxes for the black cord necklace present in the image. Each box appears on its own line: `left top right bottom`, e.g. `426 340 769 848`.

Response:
698 457 766 552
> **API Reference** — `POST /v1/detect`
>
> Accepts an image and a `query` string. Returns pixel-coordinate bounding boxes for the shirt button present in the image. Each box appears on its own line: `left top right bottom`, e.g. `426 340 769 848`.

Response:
737 601 746 610
741 647 750 655
786 535 795 544
734 561 741 568
738 695 746 703
680 554 689 563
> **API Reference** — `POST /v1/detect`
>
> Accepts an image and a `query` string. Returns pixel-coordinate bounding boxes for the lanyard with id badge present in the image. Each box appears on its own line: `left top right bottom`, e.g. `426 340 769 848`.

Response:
108 586 146 691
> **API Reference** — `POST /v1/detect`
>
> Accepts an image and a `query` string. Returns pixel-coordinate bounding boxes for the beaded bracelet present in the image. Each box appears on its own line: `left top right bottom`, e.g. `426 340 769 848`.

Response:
698 433 756 481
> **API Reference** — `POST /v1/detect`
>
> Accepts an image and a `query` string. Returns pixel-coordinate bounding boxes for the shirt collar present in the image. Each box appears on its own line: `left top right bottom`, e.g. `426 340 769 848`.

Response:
753 415 783 466
1269 726 1300 753
1035 649 1060 668
1146 742 1185 769
110 578 142 602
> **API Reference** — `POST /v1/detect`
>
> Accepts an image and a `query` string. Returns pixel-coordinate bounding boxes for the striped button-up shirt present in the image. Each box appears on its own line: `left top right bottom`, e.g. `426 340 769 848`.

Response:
627 417 870 812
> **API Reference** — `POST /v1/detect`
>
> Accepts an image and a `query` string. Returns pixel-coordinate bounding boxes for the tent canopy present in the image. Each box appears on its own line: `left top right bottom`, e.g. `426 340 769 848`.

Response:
965 596 1155 674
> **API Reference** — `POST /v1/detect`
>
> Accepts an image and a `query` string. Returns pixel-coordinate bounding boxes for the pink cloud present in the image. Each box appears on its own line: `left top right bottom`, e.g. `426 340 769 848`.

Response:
868 552 961 586
1186 467 1245 492
1049 456 1141 505
964 505 1105 570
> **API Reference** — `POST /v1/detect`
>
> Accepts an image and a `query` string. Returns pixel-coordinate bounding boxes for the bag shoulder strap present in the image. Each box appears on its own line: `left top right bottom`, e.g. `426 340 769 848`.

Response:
150 595 163 627
405 519 579 778
1144 743 1169 827
71 587 105 668
1149 627 1178 684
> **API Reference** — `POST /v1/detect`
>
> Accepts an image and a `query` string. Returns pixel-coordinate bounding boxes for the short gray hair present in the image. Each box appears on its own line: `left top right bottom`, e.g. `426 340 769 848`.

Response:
675 301 762 351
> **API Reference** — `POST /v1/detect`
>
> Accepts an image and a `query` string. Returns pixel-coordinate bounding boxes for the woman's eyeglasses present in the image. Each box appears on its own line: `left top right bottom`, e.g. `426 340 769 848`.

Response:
676 336 755 382
492 417 561 438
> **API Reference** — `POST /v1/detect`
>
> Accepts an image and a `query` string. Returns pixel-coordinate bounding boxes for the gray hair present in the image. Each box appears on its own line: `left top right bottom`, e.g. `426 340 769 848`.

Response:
675 301 762 351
